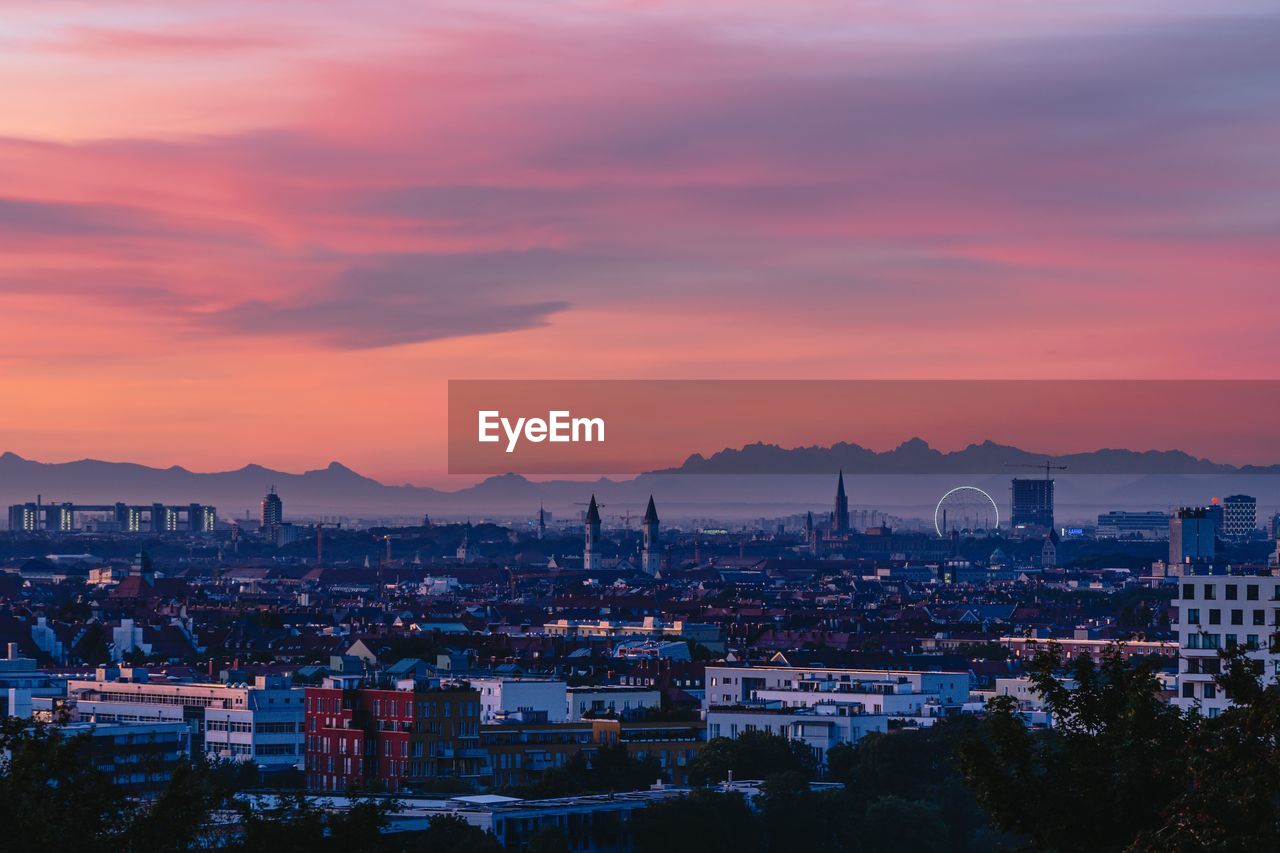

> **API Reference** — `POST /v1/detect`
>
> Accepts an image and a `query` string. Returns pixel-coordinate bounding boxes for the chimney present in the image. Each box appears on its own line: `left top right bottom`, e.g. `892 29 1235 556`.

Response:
6 642 17 660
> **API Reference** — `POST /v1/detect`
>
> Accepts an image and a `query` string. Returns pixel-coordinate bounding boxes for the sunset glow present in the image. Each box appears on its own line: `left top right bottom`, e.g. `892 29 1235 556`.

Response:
3 1 1278 482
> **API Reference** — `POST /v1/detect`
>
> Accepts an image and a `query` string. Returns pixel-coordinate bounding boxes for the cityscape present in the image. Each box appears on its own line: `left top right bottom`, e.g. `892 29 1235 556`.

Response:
5 0 1279 850
2 466 1280 848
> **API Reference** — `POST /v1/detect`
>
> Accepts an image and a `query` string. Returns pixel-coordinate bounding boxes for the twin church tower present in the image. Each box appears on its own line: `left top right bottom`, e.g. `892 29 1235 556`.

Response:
583 494 661 576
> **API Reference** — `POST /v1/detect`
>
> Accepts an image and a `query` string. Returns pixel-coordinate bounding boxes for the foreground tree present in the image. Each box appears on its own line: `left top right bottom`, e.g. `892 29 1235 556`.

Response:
960 644 1203 852
687 729 818 785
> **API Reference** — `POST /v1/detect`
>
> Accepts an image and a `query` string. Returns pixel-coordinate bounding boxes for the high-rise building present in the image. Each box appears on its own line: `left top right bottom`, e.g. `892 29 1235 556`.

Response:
1170 507 1216 564
261 486 283 544
1221 495 1257 541
832 471 850 535
1011 478 1054 529
641 495 661 576
584 494 603 570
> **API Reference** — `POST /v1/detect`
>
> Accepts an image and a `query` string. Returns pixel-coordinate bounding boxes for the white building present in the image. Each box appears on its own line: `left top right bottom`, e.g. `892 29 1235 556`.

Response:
65 668 305 771
1173 573 1280 718
703 665 969 766
706 704 892 767
566 685 662 720
470 676 568 724
0 642 66 719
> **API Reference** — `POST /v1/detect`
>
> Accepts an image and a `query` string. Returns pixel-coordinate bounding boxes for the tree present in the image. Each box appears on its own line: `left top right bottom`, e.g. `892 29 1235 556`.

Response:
687 730 818 785
828 716 1004 852
0 720 128 853
960 644 1194 852
631 790 765 853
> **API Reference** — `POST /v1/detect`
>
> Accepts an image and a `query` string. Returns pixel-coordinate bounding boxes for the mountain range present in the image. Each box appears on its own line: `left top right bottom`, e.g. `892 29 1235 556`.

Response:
3 440 1279 522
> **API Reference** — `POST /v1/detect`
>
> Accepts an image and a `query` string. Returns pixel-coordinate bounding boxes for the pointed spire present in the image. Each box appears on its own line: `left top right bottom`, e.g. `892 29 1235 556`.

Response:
836 470 846 498
585 494 601 524
643 495 659 525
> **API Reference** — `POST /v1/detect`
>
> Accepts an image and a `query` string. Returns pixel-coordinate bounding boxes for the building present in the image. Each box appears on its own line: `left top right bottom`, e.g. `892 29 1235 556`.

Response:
583 495 603 571
304 675 483 792
261 487 284 544
702 665 969 767
566 685 662 720
1173 572 1280 718
1222 495 1257 541
0 642 66 718
1011 478 1054 530
640 496 661 576
542 616 722 652
54 721 190 798
1170 507 1217 564
1096 511 1171 540
470 676 568 724
65 668 305 772
7 501 216 533
832 471 850 535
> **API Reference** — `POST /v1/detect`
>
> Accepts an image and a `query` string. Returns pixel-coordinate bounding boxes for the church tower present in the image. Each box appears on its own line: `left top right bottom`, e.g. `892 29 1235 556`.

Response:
833 470 850 535
584 495 603 570
641 495 660 576
537 504 546 540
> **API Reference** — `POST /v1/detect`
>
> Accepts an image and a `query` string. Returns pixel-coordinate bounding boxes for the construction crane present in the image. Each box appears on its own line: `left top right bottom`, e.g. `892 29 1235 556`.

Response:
1006 461 1067 479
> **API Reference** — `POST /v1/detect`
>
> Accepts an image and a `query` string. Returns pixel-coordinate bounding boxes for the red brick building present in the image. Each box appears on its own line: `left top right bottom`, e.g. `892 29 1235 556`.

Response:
305 675 482 792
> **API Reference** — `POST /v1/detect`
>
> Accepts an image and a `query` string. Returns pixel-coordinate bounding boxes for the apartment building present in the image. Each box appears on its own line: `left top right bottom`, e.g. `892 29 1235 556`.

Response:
1173 572 1280 717
470 676 568 724
304 675 483 792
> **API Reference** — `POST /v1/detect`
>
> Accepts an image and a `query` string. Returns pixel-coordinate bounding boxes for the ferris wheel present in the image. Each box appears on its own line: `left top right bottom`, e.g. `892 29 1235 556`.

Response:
934 486 1000 537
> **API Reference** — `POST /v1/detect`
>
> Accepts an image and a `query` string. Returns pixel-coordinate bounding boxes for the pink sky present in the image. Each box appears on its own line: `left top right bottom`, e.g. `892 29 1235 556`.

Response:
1 1 1277 484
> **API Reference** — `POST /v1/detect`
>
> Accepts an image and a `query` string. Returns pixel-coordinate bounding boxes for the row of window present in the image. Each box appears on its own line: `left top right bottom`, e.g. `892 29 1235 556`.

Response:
1181 608 1270 627
1181 582 1278 601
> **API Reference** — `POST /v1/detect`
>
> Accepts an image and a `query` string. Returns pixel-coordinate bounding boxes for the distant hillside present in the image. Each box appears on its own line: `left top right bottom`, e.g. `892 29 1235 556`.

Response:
3 440 1279 521
656 438 1280 475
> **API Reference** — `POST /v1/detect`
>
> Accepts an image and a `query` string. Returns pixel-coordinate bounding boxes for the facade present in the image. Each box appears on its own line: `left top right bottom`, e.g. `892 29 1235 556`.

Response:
1173 573 1280 718
7 501 215 533
471 676 568 724
58 721 190 798
1222 495 1257 541
566 685 662 720
703 665 968 767
261 487 283 543
1 642 65 718
542 616 722 651
1096 511 1170 540
1170 507 1217 564
65 668 305 772
304 675 483 792
1011 478 1054 529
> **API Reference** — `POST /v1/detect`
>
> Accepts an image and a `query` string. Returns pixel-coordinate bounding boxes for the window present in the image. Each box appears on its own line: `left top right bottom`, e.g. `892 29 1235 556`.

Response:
1182 683 1195 698
1204 585 1216 600
1203 684 1217 700
1248 634 1259 648
1231 610 1244 626
1182 583 1195 600
1254 610 1266 626
1209 610 1221 625
1247 584 1259 601
1226 584 1238 601
1187 608 1200 625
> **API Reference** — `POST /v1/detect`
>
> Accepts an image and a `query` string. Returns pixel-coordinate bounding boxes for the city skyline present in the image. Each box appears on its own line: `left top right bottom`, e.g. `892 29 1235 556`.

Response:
3 1 1278 484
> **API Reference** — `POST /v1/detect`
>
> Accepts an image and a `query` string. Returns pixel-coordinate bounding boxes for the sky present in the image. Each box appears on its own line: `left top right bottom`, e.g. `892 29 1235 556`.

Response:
1 1 1278 484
